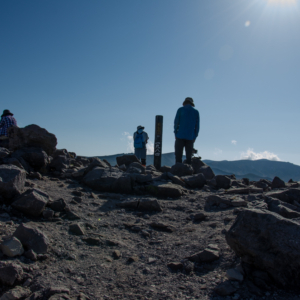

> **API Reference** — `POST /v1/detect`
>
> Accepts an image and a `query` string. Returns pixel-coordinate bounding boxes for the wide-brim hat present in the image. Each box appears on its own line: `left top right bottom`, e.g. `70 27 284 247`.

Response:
1 109 13 117
137 125 145 130
183 97 195 107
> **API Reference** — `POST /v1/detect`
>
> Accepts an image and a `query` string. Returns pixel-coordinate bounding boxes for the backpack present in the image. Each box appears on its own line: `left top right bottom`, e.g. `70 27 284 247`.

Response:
134 132 144 149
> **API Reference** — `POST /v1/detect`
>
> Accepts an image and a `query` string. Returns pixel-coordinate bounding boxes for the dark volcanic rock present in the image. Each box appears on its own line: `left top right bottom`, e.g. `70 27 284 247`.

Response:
170 163 194 177
50 155 70 171
12 147 49 171
12 188 50 217
226 208 300 288
83 167 132 193
116 154 140 167
8 124 57 155
215 175 232 189
0 164 26 199
0 147 10 158
198 165 215 180
13 223 50 254
146 182 183 198
271 176 286 189
181 173 206 189
0 261 23 286
190 157 206 174
49 198 67 212
138 198 162 212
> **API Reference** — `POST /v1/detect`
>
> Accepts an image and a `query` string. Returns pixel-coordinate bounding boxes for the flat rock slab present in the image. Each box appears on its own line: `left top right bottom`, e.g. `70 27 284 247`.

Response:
0 164 26 199
146 183 183 199
13 223 49 254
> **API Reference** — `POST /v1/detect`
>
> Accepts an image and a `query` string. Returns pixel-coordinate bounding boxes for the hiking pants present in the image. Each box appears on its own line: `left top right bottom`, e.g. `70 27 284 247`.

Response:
135 148 147 165
175 138 194 164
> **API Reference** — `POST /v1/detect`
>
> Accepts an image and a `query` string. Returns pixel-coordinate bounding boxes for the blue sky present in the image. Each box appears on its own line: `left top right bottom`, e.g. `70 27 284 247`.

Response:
1 0 300 165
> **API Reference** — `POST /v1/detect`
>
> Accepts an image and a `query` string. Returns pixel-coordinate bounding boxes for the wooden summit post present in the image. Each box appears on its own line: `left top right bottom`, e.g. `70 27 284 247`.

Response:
154 115 163 170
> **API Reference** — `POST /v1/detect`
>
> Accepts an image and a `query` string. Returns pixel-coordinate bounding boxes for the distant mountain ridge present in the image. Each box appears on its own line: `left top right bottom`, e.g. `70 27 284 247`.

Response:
96 152 300 182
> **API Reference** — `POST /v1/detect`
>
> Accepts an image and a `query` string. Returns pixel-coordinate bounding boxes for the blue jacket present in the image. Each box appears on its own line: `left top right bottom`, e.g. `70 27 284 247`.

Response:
174 104 200 140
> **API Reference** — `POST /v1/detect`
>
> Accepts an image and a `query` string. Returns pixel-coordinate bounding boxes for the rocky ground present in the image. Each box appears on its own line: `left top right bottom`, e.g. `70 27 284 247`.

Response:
1 125 300 300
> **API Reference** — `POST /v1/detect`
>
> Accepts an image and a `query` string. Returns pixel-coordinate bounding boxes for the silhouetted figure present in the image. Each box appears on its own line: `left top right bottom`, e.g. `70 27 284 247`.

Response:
174 97 200 164
0 109 17 137
133 125 149 166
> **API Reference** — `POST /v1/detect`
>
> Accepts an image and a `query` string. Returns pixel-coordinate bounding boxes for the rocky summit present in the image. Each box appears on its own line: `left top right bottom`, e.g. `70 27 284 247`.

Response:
0 125 300 299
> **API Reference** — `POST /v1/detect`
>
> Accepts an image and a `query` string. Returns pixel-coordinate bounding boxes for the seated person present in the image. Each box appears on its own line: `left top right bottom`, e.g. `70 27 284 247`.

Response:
0 110 17 137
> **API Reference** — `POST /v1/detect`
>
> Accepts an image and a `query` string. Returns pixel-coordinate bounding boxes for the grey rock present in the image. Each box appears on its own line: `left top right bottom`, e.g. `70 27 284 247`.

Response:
265 188 300 205
0 237 24 257
170 163 194 177
0 286 31 300
226 208 300 288
266 197 300 219
150 222 175 232
198 165 215 180
24 249 38 261
1 157 24 170
190 157 206 174
215 175 232 189
214 281 237 296
138 198 162 212
0 147 10 158
12 188 50 217
13 223 49 254
0 164 26 199
49 198 67 212
167 172 186 187
8 124 57 155
0 261 23 286
135 174 152 183
271 176 286 189
181 173 206 189
69 223 85 235
50 155 70 172
12 147 49 171
116 154 140 167
128 162 145 174
226 268 244 282
146 182 183 198
193 212 208 222
43 208 54 219
188 245 220 262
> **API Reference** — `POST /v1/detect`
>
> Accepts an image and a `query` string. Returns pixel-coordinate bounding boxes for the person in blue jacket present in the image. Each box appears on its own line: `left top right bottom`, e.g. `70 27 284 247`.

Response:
174 97 200 164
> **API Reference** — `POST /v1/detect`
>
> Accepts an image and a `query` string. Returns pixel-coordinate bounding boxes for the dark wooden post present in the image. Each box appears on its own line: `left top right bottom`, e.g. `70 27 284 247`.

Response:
154 115 163 170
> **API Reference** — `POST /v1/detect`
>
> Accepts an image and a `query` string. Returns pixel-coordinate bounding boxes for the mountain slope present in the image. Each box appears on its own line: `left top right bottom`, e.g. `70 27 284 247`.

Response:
95 153 300 182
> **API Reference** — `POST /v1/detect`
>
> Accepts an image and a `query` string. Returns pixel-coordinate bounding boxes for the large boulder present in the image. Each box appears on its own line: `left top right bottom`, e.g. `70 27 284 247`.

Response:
83 157 109 175
11 147 49 171
215 175 232 189
226 208 300 288
8 124 57 155
271 176 286 189
12 188 50 217
265 188 300 205
0 165 26 199
13 223 49 254
170 163 194 177
83 167 132 193
116 154 140 167
181 173 206 189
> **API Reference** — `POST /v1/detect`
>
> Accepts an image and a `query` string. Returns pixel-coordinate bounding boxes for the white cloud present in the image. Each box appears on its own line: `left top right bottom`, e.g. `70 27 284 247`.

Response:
231 140 237 145
240 148 280 161
122 132 154 155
